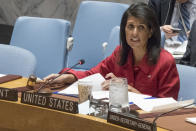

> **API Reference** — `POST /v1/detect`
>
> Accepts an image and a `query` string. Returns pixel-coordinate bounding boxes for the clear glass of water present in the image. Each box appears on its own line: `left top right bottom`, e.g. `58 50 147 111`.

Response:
109 77 129 113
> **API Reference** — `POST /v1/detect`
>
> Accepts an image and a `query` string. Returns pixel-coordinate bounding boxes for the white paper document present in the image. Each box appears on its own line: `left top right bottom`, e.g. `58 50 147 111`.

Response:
132 97 195 113
92 91 109 99
57 73 105 95
128 92 150 102
186 117 196 124
0 74 5 77
178 99 195 108
78 100 90 114
132 97 178 112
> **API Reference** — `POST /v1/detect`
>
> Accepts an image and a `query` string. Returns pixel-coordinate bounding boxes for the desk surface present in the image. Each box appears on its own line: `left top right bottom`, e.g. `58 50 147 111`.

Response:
0 78 167 131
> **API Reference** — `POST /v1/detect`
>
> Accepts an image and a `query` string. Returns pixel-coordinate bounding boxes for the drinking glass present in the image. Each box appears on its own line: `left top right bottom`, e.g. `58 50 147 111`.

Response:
109 77 129 113
78 80 92 103
89 96 109 118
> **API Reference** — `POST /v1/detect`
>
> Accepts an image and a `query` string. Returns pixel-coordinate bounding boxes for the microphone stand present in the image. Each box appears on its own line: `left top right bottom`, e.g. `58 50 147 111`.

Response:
152 102 195 131
37 59 85 94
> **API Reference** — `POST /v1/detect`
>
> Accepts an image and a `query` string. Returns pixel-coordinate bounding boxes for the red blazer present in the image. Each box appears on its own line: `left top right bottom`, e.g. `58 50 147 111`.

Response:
61 46 180 100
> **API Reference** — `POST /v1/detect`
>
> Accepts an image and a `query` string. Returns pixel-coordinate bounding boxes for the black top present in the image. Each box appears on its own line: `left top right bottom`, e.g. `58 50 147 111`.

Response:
180 20 196 67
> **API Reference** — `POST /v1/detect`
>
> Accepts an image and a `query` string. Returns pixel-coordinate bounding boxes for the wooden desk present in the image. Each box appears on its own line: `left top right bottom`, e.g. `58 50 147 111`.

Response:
0 78 167 131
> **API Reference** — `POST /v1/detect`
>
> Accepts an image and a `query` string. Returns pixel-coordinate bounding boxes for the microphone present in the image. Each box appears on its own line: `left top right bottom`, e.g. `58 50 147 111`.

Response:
152 102 195 131
37 59 85 93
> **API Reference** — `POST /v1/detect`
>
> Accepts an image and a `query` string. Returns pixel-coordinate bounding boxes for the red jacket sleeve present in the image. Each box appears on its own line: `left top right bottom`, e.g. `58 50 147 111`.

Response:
59 46 120 79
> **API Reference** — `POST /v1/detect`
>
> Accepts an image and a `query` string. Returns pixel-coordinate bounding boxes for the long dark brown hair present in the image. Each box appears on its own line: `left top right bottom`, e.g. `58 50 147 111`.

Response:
118 2 161 65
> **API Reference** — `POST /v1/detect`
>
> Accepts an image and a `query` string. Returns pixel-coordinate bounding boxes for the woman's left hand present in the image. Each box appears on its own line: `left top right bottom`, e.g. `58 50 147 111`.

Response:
101 73 116 90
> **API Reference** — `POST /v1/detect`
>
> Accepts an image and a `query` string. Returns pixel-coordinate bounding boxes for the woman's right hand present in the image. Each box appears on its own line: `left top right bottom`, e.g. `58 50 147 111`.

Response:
41 73 77 84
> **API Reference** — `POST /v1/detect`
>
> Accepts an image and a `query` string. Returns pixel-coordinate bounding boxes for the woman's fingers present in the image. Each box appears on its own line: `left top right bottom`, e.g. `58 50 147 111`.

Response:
41 74 76 84
102 73 117 90
43 74 59 82
101 80 110 90
105 72 116 79
36 79 44 83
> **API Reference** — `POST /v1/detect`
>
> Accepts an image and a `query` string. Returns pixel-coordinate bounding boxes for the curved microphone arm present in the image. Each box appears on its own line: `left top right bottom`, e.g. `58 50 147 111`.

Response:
153 102 195 126
37 59 85 92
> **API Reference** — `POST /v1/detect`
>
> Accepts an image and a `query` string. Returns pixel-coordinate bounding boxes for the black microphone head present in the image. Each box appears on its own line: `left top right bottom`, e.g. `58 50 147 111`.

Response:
79 59 85 65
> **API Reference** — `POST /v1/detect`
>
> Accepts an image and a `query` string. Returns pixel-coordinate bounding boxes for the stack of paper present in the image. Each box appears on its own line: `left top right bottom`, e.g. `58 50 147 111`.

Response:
0 74 5 77
132 97 195 113
186 117 196 124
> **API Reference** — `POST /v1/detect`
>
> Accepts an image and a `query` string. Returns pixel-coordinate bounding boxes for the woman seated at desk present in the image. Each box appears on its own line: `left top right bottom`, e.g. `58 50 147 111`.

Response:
42 3 180 100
